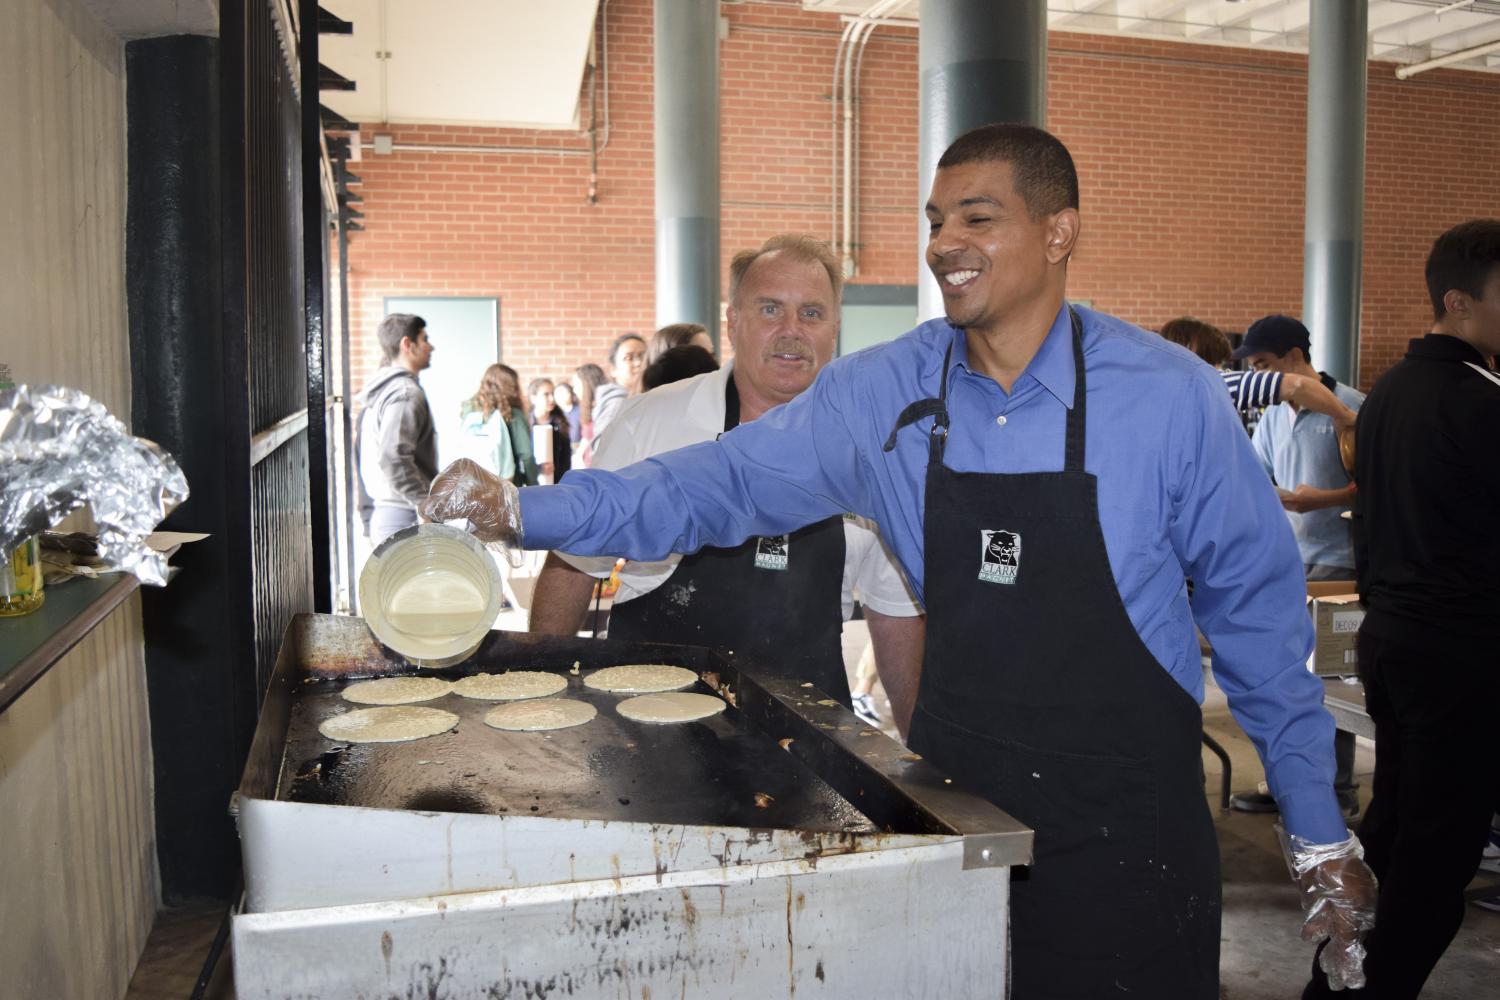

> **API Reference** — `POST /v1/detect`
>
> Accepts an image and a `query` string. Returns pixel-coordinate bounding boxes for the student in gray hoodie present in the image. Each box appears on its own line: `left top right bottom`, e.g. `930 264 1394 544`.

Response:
356 313 438 545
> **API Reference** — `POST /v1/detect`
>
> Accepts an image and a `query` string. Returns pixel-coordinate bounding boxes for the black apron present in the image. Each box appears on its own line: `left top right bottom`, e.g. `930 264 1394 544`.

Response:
606 377 851 705
888 311 1220 998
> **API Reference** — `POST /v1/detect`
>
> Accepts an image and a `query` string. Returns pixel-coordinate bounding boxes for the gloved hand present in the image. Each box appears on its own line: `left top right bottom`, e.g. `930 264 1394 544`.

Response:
419 458 524 546
1280 827 1379 991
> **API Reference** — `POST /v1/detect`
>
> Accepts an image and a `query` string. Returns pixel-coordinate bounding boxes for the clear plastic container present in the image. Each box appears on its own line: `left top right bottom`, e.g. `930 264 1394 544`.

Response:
357 523 504 667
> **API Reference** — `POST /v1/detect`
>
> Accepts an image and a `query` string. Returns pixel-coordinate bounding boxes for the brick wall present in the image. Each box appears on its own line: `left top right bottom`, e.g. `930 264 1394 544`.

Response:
342 0 1500 398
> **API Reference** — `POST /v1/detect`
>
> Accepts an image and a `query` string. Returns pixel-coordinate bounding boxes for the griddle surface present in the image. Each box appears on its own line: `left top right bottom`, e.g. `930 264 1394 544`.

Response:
282 668 876 833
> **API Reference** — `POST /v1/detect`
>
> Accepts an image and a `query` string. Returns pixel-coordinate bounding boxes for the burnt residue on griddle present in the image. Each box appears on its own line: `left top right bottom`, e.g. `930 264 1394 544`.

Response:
404 788 489 813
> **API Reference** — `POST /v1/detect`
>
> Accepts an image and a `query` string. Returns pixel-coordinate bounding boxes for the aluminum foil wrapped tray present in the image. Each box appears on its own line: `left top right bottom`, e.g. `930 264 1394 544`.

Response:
0 384 187 585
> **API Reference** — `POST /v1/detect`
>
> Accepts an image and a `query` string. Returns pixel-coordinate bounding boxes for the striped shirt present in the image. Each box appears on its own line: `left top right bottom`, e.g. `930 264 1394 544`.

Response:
1221 369 1282 411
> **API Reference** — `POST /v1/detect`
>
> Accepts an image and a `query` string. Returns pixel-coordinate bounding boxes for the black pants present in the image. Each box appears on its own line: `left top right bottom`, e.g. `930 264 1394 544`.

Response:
1304 628 1499 999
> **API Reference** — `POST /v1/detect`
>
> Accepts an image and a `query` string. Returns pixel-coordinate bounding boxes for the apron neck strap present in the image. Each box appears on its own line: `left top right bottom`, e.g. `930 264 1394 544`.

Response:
723 372 741 433
881 342 953 454
1064 306 1086 474
880 307 1087 470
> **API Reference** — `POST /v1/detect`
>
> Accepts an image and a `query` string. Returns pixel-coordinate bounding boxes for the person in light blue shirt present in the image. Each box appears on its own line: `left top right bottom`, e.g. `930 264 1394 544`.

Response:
1237 315 1364 579
424 124 1375 997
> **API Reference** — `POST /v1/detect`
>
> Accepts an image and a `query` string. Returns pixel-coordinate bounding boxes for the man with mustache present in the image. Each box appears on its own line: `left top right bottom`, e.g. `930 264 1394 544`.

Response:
528 234 923 721
427 128 1373 996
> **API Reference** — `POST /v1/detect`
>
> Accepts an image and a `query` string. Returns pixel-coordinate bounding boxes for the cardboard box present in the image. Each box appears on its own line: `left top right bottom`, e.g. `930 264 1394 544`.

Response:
1305 581 1363 676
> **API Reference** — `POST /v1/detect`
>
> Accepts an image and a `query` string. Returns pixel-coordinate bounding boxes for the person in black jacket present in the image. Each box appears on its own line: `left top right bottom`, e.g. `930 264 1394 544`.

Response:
1305 219 1500 1000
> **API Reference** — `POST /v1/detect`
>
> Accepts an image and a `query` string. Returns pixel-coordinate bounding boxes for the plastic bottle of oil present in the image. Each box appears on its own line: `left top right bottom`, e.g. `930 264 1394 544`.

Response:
0 535 45 616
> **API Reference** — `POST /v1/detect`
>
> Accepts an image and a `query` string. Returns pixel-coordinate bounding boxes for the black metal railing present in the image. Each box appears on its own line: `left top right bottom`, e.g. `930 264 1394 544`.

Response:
242 0 314 695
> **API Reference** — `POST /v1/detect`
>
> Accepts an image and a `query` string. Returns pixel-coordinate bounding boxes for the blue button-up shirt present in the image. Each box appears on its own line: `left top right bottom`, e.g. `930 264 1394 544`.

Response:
523 304 1344 842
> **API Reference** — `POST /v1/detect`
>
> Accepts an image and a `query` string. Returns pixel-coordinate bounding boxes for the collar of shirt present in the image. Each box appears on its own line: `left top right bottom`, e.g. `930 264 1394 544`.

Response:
1407 332 1490 366
921 303 1078 411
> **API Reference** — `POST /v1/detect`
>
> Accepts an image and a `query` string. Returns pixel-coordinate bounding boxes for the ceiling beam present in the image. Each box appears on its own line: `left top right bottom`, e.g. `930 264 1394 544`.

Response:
1117 0 1194 35
1376 8 1497 44
1050 0 1124 29
1405 15 1500 49
1367 0 1452 34
1184 0 1300 41
1245 5 1318 47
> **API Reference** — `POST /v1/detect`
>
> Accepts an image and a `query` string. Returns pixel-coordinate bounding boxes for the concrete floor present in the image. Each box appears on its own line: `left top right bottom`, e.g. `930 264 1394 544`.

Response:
126 618 1500 998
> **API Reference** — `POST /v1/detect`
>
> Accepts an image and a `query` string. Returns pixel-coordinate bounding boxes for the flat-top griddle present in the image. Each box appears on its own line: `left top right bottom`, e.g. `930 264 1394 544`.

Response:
285 662 876 833
232 616 1034 998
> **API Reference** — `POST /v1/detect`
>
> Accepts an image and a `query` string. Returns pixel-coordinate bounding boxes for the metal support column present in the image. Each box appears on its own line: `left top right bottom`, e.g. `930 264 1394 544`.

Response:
917 0 1047 321
653 0 720 343
126 31 256 902
1303 1 1367 384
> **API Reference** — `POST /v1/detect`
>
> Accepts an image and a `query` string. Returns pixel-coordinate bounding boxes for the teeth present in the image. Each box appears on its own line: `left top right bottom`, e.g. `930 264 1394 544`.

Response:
945 270 978 286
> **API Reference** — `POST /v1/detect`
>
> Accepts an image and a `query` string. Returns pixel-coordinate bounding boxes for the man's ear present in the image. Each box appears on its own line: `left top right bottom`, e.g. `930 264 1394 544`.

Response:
1443 287 1470 321
1045 208 1080 265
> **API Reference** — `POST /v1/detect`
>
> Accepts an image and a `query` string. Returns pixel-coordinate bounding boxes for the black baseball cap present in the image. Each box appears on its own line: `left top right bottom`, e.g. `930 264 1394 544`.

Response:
1233 314 1312 360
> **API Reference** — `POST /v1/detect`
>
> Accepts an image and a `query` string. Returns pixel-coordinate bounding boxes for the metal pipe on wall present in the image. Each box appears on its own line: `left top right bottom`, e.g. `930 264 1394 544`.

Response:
653 0 720 340
831 2 903 280
830 22 854 251
1394 36 1500 78
1303 0 1368 385
917 0 1048 322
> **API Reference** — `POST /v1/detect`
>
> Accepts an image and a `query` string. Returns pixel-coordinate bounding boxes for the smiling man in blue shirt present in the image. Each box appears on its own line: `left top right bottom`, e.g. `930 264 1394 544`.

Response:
425 124 1375 998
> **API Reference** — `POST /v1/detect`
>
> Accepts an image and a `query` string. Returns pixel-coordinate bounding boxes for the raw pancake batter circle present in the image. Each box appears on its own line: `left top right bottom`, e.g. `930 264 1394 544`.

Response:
483 698 598 732
582 664 698 694
319 706 459 743
452 671 567 701
341 676 454 705
616 692 727 724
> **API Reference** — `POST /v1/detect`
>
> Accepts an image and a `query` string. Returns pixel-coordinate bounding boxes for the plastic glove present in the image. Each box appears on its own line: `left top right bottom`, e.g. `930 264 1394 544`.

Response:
419 458 524 546
1280 827 1379 991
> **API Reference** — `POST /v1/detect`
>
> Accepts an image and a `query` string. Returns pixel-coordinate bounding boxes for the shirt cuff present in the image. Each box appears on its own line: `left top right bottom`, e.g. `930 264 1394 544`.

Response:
1278 787 1349 845
518 484 572 550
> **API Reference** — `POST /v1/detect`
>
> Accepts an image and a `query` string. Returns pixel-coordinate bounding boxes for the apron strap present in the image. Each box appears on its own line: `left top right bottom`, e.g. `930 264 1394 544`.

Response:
881 342 953 454
883 309 1085 469
723 373 741 433
1064 306 1087 474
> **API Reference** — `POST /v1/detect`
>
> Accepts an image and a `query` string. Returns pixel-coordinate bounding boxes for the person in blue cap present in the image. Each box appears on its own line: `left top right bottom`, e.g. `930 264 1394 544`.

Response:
1230 314 1366 819
1235 314 1365 581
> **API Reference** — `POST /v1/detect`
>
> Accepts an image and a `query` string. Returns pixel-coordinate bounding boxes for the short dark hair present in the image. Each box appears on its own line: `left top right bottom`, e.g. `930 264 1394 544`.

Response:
1426 219 1500 319
608 332 646 365
378 313 426 364
642 345 720 391
1159 317 1231 367
937 123 1079 220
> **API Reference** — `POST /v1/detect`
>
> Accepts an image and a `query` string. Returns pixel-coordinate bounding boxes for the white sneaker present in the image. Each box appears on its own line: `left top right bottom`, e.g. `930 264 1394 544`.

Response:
850 693 880 727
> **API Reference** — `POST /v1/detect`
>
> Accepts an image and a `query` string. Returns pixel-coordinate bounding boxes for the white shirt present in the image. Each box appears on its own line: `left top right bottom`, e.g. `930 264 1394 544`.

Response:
557 364 921 619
